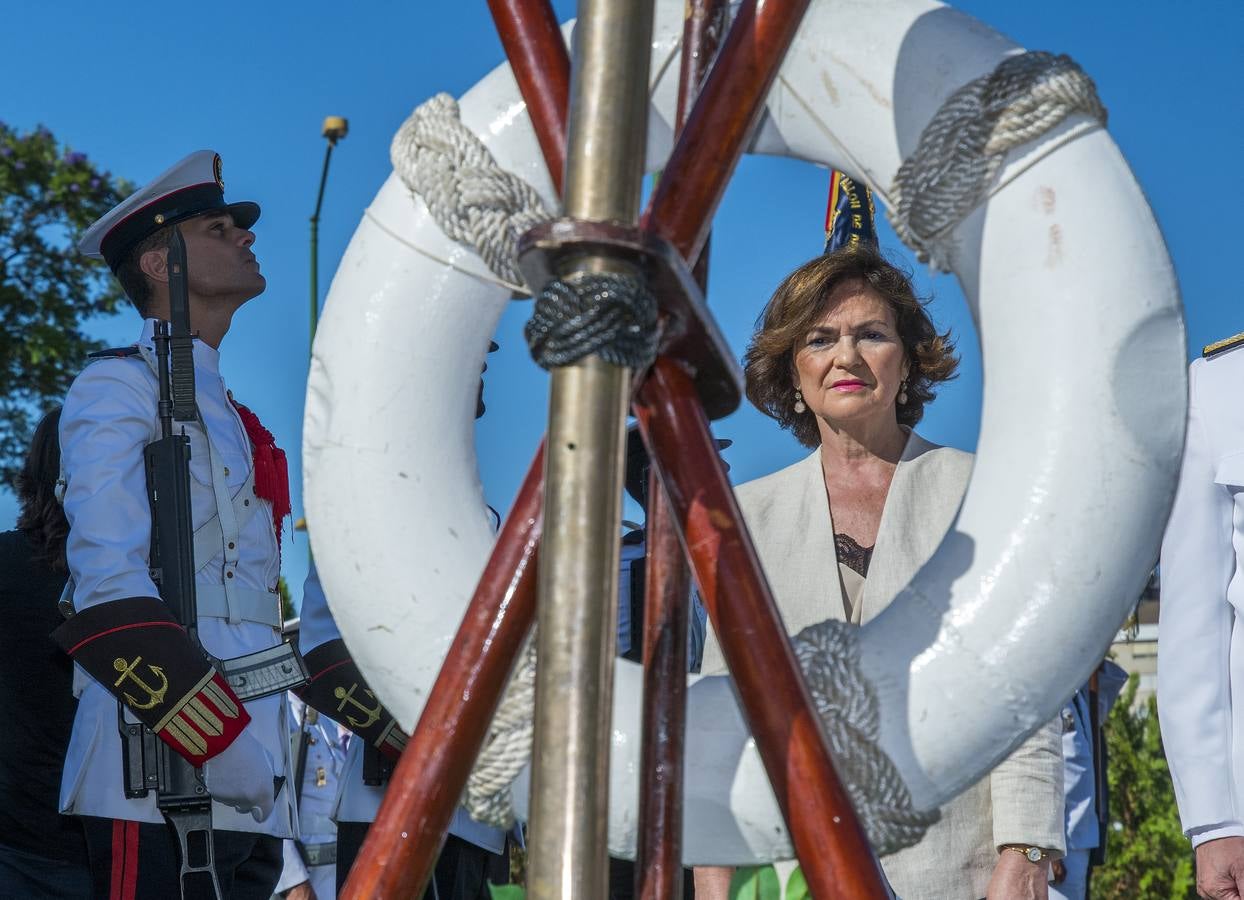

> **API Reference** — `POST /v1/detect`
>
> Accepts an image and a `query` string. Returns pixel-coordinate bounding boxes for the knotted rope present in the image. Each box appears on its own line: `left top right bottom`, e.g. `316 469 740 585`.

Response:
889 50 1106 271
464 636 538 827
390 92 552 289
392 92 659 370
525 270 660 371
791 620 940 855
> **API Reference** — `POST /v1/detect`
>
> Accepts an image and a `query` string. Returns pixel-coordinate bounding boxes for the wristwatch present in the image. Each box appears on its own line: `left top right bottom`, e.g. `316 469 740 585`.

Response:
1000 844 1051 863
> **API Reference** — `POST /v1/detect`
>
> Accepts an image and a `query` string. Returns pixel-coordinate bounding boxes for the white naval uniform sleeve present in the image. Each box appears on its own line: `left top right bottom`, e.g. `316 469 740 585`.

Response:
298 560 341 655
1159 358 1244 842
60 358 160 609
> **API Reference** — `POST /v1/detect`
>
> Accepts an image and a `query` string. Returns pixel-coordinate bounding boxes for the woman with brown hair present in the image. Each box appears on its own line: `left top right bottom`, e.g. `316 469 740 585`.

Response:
0 406 91 898
695 237 1064 898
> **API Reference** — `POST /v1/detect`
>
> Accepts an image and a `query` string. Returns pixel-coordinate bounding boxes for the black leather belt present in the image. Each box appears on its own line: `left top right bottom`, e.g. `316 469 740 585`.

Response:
302 841 337 867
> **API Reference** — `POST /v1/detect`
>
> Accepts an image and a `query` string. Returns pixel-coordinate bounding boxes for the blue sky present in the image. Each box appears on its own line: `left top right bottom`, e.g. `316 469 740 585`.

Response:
2 1 1240 608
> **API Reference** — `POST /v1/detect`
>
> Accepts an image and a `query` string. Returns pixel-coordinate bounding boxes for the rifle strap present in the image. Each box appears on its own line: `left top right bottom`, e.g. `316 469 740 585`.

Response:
191 467 257 575
52 597 251 765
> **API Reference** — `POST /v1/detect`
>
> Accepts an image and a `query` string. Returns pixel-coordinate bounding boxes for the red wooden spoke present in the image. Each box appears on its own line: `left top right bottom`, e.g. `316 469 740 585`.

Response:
634 358 890 900
634 4 725 897
339 444 545 900
487 0 571 197
635 470 692 900
644 0 812 263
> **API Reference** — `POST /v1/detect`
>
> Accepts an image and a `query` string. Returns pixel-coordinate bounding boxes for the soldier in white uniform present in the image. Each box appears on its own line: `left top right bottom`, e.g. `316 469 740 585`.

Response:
274 695 349 899
1159 331 1244 899
52 151 296 898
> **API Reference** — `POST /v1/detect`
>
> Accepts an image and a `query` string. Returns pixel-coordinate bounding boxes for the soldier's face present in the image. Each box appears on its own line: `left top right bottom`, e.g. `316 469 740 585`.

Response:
180 211 266 303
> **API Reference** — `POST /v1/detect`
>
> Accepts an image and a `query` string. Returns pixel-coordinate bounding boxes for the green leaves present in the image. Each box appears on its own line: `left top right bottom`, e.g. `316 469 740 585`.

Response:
729 865 781 900
785 866 810 900
487 884 527 900
0 122 131 484
1091 674 1197 898
726 864 808 899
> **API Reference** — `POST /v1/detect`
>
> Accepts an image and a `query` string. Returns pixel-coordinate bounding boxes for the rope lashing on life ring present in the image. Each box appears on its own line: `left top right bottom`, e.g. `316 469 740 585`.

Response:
392 94 663 371
464 638 538 828
390 93 552 290
791 621 940 854
888 50 1107 270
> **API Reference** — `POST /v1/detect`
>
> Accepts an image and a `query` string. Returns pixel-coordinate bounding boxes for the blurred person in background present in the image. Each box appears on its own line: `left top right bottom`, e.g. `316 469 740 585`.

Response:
0 406 91 898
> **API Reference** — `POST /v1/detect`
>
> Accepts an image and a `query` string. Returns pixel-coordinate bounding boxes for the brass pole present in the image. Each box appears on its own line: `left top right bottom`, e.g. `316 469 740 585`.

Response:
527 1 654 898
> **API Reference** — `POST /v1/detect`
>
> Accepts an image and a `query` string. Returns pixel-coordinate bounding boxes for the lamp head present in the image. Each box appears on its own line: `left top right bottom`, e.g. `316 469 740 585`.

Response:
322 116 349 145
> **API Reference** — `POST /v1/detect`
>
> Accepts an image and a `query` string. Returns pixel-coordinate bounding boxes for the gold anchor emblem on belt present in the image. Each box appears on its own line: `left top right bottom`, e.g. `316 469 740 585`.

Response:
112 656 169 710
333 682 382 730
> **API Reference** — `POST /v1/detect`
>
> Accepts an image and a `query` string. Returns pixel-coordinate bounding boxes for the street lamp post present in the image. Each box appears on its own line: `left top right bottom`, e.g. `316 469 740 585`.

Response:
310 115 348 344
299 116 348 540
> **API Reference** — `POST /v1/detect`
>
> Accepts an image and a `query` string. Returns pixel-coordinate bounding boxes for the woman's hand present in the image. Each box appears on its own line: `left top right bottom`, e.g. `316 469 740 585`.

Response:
693 865 735 900
984 851 1049 900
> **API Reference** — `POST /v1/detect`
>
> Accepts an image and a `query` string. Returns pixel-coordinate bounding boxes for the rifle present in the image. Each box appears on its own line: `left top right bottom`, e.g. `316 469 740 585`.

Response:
121 226 224 899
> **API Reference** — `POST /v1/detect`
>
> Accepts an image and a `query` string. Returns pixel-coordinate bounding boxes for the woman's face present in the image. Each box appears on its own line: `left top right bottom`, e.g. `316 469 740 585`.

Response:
792 280 909 430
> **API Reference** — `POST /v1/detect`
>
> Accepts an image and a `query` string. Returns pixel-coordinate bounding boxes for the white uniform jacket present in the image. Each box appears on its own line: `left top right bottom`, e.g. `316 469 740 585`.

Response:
58 319 294 836
299 563 505 853
1160 348 1244 846
701 432 1065 899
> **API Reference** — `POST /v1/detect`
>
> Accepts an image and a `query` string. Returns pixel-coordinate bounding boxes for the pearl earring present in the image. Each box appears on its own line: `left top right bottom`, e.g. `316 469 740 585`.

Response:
793 389 806 414
898 379 909 405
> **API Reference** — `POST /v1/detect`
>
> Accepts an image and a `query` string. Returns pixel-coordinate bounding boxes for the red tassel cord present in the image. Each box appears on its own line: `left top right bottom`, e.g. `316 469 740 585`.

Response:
229 398 291 550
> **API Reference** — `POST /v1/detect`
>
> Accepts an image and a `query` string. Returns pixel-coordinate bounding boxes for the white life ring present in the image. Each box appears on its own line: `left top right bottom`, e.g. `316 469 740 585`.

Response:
304 0 1184 864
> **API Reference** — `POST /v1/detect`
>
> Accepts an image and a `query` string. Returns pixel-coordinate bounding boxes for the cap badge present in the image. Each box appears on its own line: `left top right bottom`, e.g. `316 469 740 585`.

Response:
213 154 225 190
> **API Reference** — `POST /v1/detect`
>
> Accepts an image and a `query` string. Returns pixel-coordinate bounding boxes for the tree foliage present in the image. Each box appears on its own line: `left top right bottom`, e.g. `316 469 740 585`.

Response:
1092 675 1196 898
0 122 131 485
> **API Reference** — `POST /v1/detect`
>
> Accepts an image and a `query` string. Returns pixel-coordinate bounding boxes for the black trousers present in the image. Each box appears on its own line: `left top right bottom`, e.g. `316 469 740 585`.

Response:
337 821 509 899
80 817 282 900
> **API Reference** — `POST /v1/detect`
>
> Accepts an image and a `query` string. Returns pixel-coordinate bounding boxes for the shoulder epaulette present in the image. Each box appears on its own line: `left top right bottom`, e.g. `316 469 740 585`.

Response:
86 345 141 360
1203 332 1244 360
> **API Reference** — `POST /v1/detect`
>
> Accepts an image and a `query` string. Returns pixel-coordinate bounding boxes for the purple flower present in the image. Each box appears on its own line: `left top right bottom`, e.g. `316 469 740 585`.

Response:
89 177 100 189
13 160 24 170
0 147 11 157
64 151 86 165
69 183 80 192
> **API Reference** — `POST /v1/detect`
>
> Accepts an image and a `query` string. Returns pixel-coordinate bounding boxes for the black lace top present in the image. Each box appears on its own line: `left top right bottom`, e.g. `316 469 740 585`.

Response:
834 533 874 578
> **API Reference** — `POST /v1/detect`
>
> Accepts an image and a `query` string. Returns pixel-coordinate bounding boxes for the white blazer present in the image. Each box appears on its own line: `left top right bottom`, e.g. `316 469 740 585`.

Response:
702 432 1064 899
1160 347 1244 846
